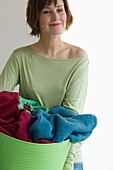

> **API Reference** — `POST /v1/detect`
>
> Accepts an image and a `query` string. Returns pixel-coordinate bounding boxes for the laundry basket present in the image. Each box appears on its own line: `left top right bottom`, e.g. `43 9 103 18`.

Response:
0 132 71 170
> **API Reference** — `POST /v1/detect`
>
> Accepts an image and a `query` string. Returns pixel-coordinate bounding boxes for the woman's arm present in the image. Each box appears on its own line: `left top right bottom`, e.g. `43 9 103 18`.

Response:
0 51 20 92
63 55 89 170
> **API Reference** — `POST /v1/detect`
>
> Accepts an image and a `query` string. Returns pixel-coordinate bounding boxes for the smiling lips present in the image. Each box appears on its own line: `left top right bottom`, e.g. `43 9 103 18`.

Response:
49 23 62 26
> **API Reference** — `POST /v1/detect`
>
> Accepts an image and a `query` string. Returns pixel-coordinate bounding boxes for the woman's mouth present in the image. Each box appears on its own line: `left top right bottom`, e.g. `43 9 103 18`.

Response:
49 23 62 26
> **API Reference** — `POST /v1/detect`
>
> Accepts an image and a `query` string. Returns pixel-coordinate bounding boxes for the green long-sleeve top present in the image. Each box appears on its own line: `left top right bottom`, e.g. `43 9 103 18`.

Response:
0 46 89 168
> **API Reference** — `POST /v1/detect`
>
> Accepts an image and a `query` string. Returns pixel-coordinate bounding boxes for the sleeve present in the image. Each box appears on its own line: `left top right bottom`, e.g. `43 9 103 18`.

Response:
63 56 89 114
63 56 89 169
0 51 20 92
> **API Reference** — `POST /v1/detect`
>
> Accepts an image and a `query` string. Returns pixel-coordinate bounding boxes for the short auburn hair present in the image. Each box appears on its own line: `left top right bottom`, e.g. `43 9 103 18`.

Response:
26 0 73 37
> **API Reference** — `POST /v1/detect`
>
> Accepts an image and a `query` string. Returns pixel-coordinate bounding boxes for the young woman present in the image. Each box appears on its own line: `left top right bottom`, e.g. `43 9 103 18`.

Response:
0 0 89 169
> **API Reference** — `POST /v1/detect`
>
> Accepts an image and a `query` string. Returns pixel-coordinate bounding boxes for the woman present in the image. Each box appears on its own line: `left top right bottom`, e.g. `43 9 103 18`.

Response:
0 0 89 169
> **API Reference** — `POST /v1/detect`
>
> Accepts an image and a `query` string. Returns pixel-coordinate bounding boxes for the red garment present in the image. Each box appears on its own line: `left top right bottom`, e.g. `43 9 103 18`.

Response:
34 139 55 144
24 103 36 113
0 91 32 142
0 91 55 144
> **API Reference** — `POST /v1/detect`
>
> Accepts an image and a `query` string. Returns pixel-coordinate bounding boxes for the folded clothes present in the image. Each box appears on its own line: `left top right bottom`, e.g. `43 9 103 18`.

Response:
28 106 97 143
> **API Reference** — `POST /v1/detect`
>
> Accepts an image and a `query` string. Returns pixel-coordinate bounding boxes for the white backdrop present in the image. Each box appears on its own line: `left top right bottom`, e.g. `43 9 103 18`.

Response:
0 0 113 170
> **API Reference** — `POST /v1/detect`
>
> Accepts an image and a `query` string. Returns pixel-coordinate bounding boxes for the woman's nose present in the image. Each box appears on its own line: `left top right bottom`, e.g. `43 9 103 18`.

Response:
51 11 60 21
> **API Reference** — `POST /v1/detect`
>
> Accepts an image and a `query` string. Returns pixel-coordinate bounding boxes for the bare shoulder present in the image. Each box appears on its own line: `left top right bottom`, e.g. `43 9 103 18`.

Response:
71 45 88 58
76 47 88 57
66 42 88 58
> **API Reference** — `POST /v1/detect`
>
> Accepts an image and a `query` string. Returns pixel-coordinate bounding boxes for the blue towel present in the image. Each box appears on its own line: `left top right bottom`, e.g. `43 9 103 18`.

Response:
28 106 97 143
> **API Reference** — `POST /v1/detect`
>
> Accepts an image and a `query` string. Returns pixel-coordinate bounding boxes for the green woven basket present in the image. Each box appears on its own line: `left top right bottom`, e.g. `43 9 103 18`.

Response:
0 132 71 170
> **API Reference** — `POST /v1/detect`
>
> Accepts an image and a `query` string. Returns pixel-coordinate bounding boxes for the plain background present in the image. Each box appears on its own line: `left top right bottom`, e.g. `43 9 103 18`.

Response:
0 0 113 170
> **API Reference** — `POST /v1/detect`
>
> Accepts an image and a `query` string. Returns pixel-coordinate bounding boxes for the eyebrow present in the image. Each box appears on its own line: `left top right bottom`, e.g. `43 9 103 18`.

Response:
44 5 63 9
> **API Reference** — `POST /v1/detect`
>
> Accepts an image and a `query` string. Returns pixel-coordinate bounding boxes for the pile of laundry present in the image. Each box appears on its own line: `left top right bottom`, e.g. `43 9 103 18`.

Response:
0 91 97 144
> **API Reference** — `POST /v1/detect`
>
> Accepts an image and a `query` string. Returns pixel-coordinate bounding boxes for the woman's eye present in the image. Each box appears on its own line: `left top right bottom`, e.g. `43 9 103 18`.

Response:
43 11 50 14
57 9 63 12
43 9 63 14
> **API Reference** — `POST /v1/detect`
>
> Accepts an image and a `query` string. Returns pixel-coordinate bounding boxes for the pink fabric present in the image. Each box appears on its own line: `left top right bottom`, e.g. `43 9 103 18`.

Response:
0 91 32 142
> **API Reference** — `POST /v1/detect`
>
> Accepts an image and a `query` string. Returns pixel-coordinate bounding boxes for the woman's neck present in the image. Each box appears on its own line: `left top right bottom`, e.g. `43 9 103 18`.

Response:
36 34 65 58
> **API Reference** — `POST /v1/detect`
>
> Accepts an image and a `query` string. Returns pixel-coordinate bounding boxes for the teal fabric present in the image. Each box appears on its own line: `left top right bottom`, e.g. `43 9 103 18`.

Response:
28 106 97 143
19 96 49 113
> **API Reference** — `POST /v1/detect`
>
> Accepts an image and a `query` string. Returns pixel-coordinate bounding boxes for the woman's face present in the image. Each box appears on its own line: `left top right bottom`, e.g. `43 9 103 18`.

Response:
39 0 67 36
